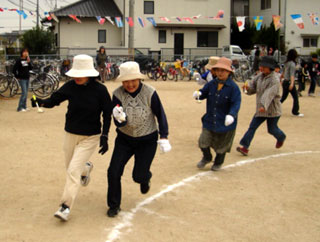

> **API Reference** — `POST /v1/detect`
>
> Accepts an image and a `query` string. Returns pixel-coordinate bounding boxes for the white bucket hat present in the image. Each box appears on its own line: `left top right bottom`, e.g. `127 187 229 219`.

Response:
115 61 147 82
66 54 99 78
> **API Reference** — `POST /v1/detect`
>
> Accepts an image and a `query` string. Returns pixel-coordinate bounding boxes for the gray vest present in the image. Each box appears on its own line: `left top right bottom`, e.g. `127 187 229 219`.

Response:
113 84 158 137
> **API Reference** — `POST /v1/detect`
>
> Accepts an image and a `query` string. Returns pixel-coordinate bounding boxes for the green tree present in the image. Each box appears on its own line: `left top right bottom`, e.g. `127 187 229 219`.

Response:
21 27 55 54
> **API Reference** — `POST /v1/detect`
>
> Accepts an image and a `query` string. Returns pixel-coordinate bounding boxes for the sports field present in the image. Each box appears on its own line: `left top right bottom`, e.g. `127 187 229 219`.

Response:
1 80 319 242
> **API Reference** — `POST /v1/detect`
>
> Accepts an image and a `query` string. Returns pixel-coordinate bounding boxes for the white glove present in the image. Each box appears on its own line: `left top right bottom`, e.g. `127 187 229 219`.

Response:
113 105 126 123
157 139 172 153
225 115 234 126
193 90 202 99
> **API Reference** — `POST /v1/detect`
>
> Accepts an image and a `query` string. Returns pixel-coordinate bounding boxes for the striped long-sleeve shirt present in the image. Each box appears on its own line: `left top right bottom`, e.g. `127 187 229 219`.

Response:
246 71 282 117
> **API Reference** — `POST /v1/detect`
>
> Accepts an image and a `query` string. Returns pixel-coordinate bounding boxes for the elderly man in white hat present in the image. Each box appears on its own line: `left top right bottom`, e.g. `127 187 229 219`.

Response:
193 57 241 171
194 56 220 85
106 61 171 217
31 54 113 221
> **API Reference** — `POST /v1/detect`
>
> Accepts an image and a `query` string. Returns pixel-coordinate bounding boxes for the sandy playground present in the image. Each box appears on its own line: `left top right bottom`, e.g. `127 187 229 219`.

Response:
0 80 320 242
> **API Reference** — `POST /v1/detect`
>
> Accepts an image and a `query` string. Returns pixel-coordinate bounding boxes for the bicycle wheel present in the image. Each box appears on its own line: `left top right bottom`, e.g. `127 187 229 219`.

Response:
0 76 19 98
167 70 174 80
0 74 9 93
31 73 54 98
147 70 153 79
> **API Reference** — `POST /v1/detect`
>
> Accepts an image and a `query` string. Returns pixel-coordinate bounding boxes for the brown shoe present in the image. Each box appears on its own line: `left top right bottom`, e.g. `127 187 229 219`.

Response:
236 146 249 156
276 139 285 149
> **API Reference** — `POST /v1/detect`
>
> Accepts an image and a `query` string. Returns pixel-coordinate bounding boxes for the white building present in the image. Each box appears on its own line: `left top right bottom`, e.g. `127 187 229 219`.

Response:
50 0 231 60
249 0 320 55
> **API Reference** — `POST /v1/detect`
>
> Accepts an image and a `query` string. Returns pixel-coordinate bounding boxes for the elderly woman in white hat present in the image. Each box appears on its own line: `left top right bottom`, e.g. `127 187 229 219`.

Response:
31 54 112 221
106 61 171 217
193 57 241 171
194 56 220 85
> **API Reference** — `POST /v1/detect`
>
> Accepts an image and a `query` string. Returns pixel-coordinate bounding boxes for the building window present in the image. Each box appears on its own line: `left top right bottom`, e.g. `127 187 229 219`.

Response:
303 37 318 47
197 31 218 47
98 30 106 43
144 1 154 14
159 30 166 43
261 0 271 10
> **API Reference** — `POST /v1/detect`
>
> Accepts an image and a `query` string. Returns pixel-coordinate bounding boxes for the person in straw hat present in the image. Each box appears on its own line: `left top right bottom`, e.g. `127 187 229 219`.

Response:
193 57 241 171
236 56 286 156
30 54 113 221
193 56 220 85
106 61 171 217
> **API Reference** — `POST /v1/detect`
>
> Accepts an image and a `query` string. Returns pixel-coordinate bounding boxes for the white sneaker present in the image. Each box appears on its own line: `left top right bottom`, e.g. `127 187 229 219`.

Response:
18 109 27 112
54 206 70 221
292 113 304 117
80 161 93 186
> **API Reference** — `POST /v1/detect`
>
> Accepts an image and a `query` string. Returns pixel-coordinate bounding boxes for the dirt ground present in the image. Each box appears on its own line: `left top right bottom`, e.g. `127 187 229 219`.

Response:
1 80 319 242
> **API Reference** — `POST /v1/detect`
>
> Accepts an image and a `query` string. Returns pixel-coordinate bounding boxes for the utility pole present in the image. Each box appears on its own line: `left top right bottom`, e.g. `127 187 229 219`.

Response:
18 0 22 48
36 0 39 28
278 0 281 63
128 0 134 60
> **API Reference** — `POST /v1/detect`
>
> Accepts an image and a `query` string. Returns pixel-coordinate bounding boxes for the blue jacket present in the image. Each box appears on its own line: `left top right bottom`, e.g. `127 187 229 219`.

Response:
199 77 241 133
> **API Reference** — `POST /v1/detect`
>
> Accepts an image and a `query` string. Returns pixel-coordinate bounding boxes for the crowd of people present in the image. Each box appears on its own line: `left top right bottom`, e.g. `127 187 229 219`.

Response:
9 45 318 221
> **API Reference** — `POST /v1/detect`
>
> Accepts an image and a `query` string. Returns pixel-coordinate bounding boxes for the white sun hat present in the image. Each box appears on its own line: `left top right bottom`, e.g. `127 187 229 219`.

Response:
115 61 147 82
66 54 99 78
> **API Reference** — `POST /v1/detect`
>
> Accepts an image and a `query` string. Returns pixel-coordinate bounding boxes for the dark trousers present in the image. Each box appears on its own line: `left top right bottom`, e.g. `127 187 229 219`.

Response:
107 133 157 209
298 78 305 92
201 148 226 166
280 80 300 115
308 75 317 94
240 116 286 149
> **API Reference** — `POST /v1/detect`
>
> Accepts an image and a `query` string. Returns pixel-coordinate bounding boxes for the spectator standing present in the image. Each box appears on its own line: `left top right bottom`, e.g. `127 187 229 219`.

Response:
12 48 33 112
96 46 108 83
307 54 320 97
298 61 310 96
280 49 304 117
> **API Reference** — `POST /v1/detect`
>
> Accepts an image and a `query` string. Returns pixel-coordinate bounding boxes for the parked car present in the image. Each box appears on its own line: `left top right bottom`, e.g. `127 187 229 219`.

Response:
134 49 155 71
222 45 247 61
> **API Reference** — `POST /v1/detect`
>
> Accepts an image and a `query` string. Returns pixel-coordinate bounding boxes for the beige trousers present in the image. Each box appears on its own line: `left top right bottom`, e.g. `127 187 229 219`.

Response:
60 132 100 209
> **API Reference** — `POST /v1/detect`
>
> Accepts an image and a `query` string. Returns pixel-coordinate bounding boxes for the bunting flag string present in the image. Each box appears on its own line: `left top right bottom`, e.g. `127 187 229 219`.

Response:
115 17 123 27
44 11 52 20
16 10 27 19
236 16 246 32
272 15 283 30
308 13 319 25
291 14 304 29
126 17 134 27
137 17 145 27
68 14 81 23
105 16 114 25
183 17 194 24
50 13 59 22
253 16 263 30
147 17 157 27
160 17 171 23
96 16 105 25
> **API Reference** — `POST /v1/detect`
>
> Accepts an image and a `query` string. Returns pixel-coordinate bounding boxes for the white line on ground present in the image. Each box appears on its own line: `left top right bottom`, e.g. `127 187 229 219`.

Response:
105 151 320 242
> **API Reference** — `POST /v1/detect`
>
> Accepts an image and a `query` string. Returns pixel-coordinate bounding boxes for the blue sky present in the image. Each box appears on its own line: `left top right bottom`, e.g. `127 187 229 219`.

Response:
0 0 78 34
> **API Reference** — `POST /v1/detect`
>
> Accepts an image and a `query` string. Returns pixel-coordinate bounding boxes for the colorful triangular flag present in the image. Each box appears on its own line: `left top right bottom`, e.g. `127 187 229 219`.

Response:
147 17 157 27
291 14 304 29
50 13 59 22
308 13 319 25
272 15 283 30
68 14 81 23
105 16 114 25
0 8 3 12
213 10 224 19
126 17 134 27
137 17 145 27
160 17 171 23
115 17 123 27
236 16 245 32
44 11 52 20
176 17 182 22
96 16 105 25
192 14 201 19
183 17 194 24
253 16 263 31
